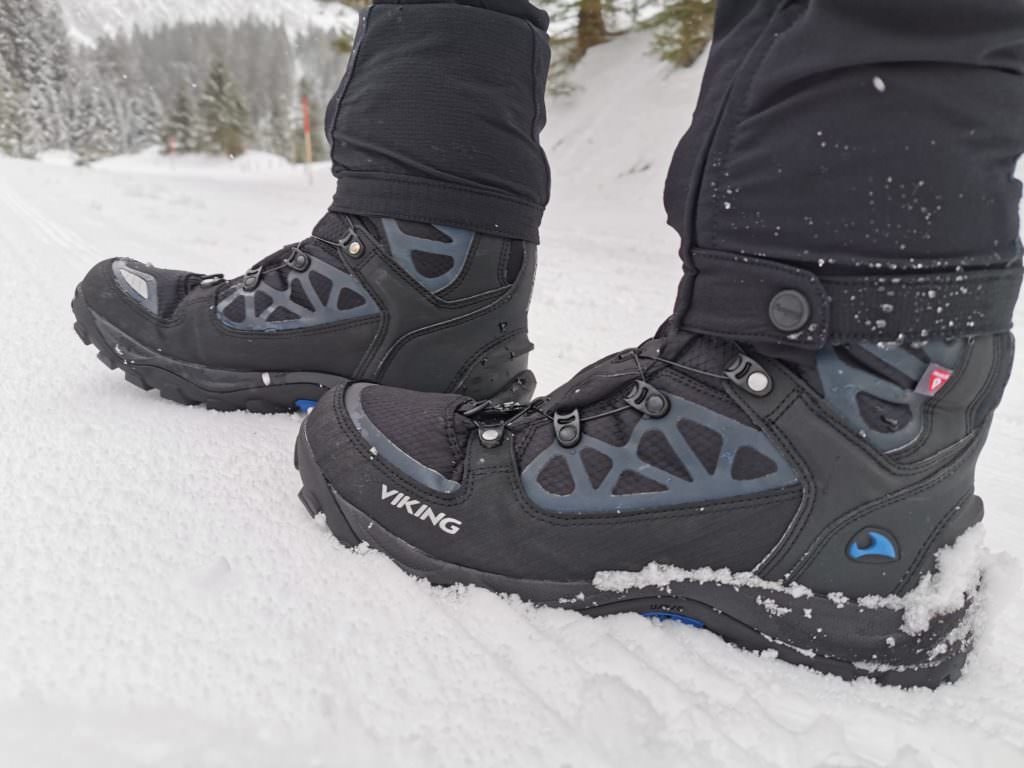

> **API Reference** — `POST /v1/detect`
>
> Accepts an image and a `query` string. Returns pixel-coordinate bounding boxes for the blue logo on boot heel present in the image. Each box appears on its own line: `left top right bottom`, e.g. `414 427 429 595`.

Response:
847 529 899 562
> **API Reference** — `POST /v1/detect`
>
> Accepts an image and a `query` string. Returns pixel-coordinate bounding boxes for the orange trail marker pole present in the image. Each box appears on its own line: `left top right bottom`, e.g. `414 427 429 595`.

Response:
302 95 313 184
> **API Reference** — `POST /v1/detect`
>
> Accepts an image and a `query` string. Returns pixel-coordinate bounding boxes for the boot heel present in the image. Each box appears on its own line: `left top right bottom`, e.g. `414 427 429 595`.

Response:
452 331 536 403
484 369 537 404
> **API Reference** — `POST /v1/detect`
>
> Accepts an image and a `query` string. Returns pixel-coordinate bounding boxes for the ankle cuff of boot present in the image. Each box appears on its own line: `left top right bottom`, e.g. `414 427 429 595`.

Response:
677 249 1024 349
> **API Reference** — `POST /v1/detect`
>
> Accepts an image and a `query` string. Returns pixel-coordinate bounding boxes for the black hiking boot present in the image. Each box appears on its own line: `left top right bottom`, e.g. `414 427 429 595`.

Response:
295 329 1013 688
72 212 537 412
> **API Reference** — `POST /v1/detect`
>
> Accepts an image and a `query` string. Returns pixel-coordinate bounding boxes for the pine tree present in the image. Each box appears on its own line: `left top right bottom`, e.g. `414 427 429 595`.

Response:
197 58 249 157
649 0 716 67
162 91 195 153
67 68 121 162
125 86 163 152
263 96 293 160
0 55 19 155
0 0 51 155
0 0 46 88
40 3 71 85
17 84 51 157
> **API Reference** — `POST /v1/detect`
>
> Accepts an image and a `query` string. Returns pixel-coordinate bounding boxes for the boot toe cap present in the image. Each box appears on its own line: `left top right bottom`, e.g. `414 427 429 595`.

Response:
305 382 471 499
80 257 199 324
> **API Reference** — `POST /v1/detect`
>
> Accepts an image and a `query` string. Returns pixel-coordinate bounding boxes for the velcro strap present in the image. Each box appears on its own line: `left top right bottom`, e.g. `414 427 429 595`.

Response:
679 250 1023 350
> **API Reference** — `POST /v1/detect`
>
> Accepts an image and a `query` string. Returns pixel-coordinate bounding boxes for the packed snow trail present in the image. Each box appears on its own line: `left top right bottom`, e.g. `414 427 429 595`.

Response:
2 32 1024 767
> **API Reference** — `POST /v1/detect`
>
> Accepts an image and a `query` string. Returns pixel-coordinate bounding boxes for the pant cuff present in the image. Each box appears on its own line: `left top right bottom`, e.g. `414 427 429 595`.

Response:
331 173 545 243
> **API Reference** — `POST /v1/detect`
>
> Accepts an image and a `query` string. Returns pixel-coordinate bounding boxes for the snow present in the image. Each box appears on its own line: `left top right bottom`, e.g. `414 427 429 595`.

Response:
595 521 1020 643
2 28 1024 767
93 146 303 180
36 149 80 167
595 561 815 601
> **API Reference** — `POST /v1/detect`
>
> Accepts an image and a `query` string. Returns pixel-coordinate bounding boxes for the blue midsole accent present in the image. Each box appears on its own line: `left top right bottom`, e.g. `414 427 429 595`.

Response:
642 611 705 628
296 399 319 414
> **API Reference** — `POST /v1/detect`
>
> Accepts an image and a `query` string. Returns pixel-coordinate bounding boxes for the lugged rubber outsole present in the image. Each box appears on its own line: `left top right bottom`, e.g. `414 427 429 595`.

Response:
72 289 342 413
294 420 974 689
72 287 536 413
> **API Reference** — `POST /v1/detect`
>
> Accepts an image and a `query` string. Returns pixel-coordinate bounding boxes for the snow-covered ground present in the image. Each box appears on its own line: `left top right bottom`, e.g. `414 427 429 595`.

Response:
2 31 1024 767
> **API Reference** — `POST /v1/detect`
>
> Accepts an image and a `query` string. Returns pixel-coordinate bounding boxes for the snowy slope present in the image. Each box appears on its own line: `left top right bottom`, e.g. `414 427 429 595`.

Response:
2 29 1024 767
56 0 355 45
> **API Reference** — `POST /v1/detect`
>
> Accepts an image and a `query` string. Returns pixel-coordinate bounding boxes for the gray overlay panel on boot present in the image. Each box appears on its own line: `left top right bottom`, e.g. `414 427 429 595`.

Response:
381 218 473 294
216 258 379 332
522 394 798 514
816 340 963 453
345 383 460 494
111 260 159 316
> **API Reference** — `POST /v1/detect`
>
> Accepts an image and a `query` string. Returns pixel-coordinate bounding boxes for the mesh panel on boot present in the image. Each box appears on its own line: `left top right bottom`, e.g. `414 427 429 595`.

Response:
361 386 471 481
313 211 355 243
537 456 575 496
268 307 299 322
612 471 668 495
516 420 555 470
413 250 456 279
381 217 473 294
216 254 378 332
581 407 643 447
505 242 525 285
160 272 201 318
290 281 314 312
637 430 692 481
731 446 778 481
310 271 333 305
677 418 723 475
338 288 367 310
254 291 273 316
222 296 246 324
396 221 453 243
675 334 738 373
581 447 613 489
520 390 798 513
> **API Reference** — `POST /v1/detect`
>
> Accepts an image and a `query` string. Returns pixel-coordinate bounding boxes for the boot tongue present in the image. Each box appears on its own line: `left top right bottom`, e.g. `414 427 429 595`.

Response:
671 333 739 373
312 211 351 242
541 334 736 415
240 213 356 292
543 348 651 413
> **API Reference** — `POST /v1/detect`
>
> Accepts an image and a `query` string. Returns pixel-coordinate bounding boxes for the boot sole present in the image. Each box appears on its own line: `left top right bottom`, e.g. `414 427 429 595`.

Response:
295 419 976 689
72 287 536 413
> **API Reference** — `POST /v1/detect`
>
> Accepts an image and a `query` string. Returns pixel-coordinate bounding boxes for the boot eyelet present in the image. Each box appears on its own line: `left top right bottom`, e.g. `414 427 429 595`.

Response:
347 240 363 257
553 409 582 448
287 251 311 271
241 267 261 292
478 424 505 448
625 380 670 418
747 371 771 394
725 354 773 397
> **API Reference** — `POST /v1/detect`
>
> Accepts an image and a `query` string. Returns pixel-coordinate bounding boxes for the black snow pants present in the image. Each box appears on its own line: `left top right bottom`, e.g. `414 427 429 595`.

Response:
325 0 1024 351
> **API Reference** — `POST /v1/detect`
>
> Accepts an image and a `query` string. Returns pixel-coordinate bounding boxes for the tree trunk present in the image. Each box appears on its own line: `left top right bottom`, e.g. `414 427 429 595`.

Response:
573 0 608 62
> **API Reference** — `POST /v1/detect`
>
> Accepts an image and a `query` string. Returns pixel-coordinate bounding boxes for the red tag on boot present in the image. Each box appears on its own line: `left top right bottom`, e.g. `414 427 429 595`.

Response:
916 364 953 397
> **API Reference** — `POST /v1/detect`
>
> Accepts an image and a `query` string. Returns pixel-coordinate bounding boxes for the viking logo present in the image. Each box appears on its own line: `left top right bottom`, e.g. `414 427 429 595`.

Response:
381 485 463 535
